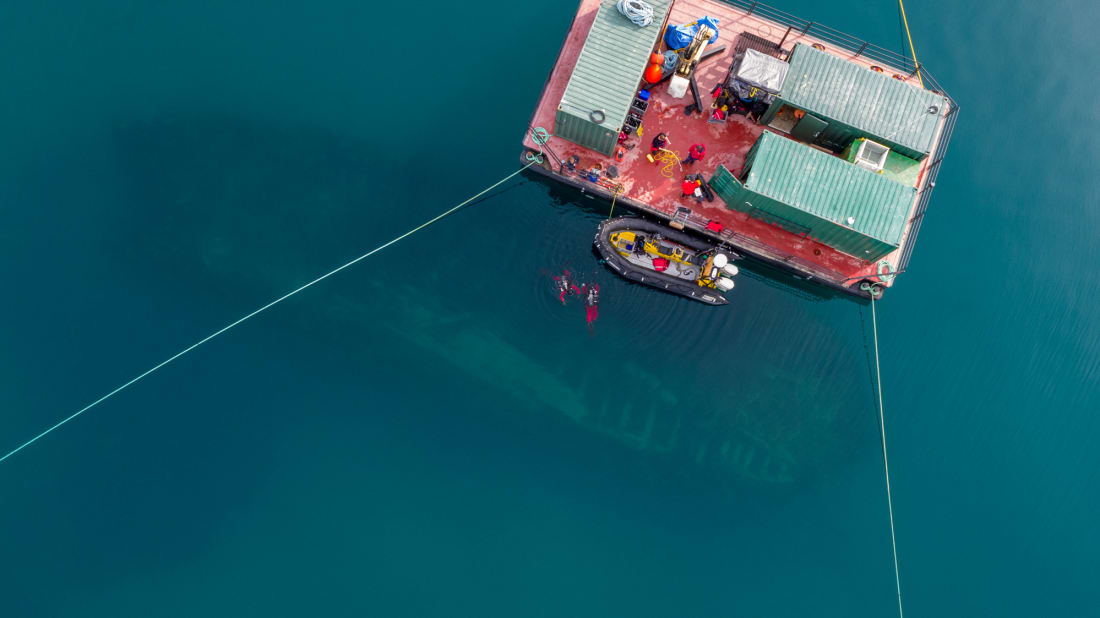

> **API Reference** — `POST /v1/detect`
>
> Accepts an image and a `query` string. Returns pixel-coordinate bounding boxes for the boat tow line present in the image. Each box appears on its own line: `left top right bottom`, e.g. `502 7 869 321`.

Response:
898 0 923 87
606 183 624 219
0 130 549 466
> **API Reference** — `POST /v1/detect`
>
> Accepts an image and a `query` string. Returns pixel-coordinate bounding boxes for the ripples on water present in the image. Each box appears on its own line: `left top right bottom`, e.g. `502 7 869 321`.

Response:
5 0 1100 614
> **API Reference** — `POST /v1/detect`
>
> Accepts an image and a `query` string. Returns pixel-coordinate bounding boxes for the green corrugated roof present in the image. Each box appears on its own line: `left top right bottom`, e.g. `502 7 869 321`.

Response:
781 43 948 156
559 0 672 128
745 131 916 245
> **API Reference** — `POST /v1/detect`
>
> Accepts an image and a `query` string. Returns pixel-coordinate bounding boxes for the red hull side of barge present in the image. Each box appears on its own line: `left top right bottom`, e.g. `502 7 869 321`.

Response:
521 0 953 299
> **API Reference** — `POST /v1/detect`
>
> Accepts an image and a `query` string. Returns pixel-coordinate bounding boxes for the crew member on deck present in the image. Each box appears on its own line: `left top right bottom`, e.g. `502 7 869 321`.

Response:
683 143 706 166
681 176 701 201
650 132 669 157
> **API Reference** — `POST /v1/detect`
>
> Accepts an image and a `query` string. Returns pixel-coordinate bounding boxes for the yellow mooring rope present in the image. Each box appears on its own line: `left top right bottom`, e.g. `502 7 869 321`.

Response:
655 148 682 178
606 184 624 218
871 295 904 618
898 0 923 87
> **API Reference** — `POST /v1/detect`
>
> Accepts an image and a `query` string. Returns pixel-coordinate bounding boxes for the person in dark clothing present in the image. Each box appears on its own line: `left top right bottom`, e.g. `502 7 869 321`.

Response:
555 269 581 304
712 84 733 111
650 132 669 156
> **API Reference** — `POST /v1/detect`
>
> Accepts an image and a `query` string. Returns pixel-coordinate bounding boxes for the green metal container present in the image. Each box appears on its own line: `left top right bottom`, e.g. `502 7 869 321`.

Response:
760 43 949 160
554 0 672 156
709 131 916 261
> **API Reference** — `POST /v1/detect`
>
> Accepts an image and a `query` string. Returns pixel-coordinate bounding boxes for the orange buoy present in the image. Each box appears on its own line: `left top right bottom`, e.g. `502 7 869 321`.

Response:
892 73 905 80
812 43 825 51
870 65 884 73
643 63 662 84
650 52 664 65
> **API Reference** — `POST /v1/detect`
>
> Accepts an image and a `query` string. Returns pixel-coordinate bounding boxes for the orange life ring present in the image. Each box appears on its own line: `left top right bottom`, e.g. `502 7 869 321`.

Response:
812 43 825 51
870 65 884 73
892 74 905 80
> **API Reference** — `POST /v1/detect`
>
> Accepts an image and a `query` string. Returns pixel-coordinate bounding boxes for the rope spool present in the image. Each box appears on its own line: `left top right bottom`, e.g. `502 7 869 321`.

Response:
616 0 654 27
525 126 551 164
860 280 884 297
877 260 897 283
654 148 681 178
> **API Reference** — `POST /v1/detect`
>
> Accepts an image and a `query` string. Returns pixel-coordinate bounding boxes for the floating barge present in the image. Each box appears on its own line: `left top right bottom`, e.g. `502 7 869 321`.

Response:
520 0 957 299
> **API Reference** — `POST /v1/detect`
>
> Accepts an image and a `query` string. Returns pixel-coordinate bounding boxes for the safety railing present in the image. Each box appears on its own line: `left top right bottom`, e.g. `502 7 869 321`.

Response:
715 0 958 276
717 0 949 95
896 100 959 270
675 209 849 284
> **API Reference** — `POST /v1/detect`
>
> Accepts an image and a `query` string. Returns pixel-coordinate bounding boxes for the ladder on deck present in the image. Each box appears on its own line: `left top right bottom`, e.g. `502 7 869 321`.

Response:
669 207 692 230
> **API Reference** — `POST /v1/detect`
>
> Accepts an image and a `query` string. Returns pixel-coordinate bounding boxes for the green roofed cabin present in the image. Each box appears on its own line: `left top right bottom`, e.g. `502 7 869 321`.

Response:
709 131 916 261
521 0 958 299
760 43 949 161
554 0 672 156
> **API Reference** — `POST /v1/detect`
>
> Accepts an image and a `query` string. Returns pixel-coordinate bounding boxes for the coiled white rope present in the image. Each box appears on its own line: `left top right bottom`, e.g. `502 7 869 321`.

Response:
0 162 536 466
617 0 654 27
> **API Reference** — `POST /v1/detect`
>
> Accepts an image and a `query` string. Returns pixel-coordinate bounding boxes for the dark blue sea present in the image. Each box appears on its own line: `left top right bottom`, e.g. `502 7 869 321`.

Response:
2 0 1098 616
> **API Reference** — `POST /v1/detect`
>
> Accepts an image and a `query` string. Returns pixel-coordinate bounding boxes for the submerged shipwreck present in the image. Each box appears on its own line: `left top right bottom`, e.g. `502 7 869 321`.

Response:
521 0 956 299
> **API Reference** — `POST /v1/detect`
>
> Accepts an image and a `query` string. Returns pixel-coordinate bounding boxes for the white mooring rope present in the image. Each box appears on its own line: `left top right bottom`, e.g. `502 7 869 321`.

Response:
871 295 904 618
0 162 535 466
616 0 654 27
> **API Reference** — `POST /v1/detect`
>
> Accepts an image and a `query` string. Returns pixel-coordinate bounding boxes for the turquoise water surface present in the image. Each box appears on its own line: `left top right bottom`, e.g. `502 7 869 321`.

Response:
2 1 1098 616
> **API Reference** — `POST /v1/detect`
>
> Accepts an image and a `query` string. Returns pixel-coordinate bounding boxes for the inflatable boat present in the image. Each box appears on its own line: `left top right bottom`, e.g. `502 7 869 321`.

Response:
594 217 738 306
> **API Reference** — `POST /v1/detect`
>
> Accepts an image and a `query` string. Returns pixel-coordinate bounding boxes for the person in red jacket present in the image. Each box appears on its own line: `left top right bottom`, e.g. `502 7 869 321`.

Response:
682 143 706 166
681 176 701 201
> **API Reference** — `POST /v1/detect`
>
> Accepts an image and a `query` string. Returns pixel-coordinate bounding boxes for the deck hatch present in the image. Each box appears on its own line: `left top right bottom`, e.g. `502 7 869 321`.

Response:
554 0 672 155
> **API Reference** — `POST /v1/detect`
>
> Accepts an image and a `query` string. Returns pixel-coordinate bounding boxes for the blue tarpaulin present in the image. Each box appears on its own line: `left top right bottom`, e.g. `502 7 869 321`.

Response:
663 16 720 50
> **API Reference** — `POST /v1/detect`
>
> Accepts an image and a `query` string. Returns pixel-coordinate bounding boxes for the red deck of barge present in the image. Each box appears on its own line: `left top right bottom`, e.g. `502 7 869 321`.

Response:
522 0 952 296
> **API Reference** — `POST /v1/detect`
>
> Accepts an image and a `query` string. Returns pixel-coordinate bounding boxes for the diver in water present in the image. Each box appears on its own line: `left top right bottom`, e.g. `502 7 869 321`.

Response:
555 269 580 304
581 282 599 324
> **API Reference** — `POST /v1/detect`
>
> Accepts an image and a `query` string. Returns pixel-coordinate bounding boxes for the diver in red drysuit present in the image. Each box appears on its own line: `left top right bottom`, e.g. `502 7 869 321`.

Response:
555 269 581 304
581 283 599 324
